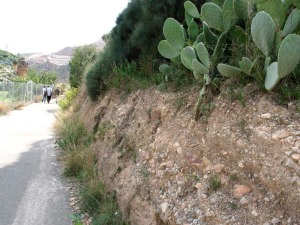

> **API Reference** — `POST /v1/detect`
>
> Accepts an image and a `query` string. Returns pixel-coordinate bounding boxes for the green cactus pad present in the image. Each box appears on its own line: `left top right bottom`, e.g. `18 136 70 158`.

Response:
163 18 185 50
249 56 261 74
203 74 211 85
201 3 224 31
278 34 300 78
282 9 300 38
188 21 200 41
223 0 238 32
217 63 242 77
159 64 172 74
158 40 180 59
233 0 254 20
212 32 227 65
180 46 197 70
264 57 271 72
157 83 167 92
251 11 276 57
195 42 211 69
203 22 218 45
192 59 209 75
195 33 206 45
258 0 286 29
265 62 280 90
185 12 193 26
239 57 252 75
229 26 248 45
193 71 204 82
184 1 200 18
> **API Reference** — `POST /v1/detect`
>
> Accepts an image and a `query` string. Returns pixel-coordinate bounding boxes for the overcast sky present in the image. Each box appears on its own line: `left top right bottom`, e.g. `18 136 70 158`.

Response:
0 0 129 54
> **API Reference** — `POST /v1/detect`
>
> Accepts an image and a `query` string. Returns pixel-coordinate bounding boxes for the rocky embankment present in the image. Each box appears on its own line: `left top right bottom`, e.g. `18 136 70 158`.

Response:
74 85 300 225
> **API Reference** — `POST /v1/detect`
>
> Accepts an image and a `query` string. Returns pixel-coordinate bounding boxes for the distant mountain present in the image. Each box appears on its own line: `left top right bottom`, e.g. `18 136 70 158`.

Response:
24 39 106 83
25 53 70 82
55 47 74 56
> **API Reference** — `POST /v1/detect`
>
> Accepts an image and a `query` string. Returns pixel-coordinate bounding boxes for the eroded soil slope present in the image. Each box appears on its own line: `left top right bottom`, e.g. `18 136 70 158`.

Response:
75 85 300 225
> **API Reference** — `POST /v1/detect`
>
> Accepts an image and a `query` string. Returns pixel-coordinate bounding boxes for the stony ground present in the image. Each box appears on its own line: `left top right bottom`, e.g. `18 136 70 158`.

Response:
72 85 300 225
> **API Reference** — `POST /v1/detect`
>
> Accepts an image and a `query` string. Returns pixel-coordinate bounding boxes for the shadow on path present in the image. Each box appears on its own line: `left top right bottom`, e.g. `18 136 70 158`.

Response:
0 137 72 225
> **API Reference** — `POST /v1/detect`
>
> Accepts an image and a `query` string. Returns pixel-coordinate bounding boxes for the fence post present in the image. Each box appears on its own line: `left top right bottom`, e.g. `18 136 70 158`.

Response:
2 81 3 104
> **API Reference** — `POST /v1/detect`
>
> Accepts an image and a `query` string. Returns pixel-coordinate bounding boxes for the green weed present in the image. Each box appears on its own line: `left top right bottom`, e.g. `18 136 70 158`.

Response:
209 176 221 192
58 87 79 111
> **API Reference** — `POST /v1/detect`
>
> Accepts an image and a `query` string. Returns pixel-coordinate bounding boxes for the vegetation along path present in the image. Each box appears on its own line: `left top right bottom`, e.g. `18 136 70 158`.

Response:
0 100 72 225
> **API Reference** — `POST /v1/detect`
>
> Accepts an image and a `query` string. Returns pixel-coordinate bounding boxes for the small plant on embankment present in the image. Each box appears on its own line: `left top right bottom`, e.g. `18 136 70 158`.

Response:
54 111 129 225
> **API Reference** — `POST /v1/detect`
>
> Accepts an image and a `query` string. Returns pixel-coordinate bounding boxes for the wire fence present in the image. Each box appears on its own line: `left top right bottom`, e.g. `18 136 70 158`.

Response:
0 79 48 105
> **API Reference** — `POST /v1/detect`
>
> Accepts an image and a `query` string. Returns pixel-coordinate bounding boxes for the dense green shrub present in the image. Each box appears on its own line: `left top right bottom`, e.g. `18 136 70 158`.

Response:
85 55 107 101
69 45 97 88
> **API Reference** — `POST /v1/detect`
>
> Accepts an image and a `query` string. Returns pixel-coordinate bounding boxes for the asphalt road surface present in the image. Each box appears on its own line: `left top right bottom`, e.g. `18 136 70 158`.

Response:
0 100 72 225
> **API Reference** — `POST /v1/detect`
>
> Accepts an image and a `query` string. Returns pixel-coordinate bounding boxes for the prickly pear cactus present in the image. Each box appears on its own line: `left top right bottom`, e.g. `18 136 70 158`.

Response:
158 41 180 59
278 34 300 78
217 63 242 77
282 8 300 37
201 3 224 31
257 0 286 29
233 0 255 20
180 46 197 70
239 57 252 75
192 59 209 75
163 18 185 50
158 18 186 59
203 22 218 45
184 1 200 18
195 42 211 69
251 11 276 57
188 20 200 41
159 64 172 74
223 0 238 32
265 62 280 90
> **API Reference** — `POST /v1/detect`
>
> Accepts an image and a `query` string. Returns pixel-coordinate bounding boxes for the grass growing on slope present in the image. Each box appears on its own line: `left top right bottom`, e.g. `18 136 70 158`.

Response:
54 110 129 225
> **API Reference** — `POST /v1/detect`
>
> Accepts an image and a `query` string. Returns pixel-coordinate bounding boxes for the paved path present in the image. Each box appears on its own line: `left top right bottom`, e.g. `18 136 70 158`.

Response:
0 101 72 225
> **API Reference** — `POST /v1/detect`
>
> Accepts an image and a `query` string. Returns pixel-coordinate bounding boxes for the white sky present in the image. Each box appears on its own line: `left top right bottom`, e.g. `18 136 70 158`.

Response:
0 0 129 54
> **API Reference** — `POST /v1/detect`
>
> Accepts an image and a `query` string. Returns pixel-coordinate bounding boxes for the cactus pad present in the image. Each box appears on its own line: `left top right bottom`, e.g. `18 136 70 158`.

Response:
265 62 280 90
201 3 224 31
184 1 200 18
223 0 238 32
163 18 185 50
217 63 242 77
239 57 252 75
282 9 300 37
251 11 276 57
158 40 180 59
192 59 209 75
278 34 300 78
180 46 197 70
195 42 211 69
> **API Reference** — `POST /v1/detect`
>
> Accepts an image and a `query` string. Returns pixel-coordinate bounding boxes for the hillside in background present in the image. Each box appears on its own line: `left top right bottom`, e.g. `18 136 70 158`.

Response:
0 50 19 80
24 38 105 82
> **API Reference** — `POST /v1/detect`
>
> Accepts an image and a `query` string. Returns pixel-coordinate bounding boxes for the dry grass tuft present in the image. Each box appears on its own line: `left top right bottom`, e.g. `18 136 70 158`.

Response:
34 95 43 103
13 102 26 110
0 103 10 115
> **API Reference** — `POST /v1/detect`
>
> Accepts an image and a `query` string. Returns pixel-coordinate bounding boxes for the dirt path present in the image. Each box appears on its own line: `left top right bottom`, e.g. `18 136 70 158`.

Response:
0 100 72 225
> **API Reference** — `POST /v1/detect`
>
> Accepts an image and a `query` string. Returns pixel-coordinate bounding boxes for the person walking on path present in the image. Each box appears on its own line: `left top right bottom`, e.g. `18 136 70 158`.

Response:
42 86 47 103
54 87 60 103
46 86 52 104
